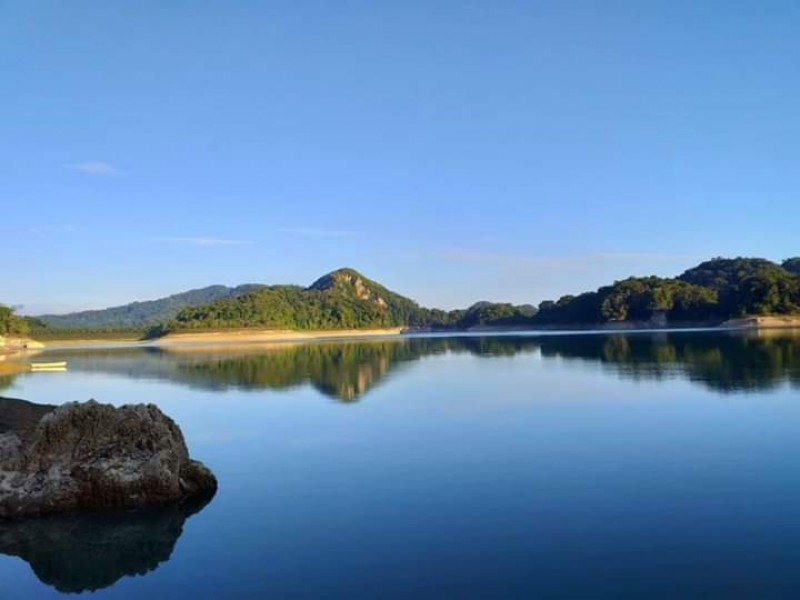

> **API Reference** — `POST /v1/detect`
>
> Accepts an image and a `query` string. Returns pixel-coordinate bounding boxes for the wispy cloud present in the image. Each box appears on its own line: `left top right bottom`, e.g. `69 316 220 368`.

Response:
150 237 254 246
277 227 357 237
68 161 124 176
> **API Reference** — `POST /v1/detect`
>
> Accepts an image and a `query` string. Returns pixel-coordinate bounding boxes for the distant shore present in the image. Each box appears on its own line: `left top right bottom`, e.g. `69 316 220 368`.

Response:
25 316 800 351
154 327 406 345
721 316 800 329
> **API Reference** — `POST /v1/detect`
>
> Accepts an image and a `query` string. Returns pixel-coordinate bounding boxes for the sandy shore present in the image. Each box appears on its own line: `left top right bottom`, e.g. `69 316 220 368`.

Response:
31 328 405 350
37 337 144 347
0 359 30 377
153 327 405 346
723 316 800 329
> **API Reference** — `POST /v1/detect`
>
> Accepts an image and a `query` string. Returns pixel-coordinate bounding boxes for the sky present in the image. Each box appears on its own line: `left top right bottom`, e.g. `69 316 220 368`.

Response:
3 1 800 314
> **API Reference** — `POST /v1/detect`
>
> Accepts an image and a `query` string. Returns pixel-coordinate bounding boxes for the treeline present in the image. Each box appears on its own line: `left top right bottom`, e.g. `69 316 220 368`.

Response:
534 257 800 325
164 270 537 334
423 301 537 330
167 275 429 332
168 259 800 332
36 284 264 329
22 258 800 338
0 305 29 336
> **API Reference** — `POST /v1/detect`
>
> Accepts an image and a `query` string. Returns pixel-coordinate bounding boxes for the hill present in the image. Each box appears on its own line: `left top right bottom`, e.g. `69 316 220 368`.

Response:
36 284 264 330
27 257 800 336
166 268 429 332
533 257 800 326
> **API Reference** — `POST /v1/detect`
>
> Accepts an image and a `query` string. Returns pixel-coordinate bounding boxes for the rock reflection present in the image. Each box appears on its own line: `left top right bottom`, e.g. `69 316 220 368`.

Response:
0 494 214 593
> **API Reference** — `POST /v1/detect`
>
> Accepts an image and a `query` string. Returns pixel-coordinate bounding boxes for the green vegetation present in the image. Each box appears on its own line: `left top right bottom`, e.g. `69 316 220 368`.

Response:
430 301 536 329
781 257 800 276
27 258 800 336
0 304 29 336
36 284 264 330
168 269 429 332
166 270 538 334
534 257 800 325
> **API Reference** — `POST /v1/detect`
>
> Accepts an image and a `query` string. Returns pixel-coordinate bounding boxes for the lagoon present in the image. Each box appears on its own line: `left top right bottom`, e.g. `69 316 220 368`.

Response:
2 330 800 598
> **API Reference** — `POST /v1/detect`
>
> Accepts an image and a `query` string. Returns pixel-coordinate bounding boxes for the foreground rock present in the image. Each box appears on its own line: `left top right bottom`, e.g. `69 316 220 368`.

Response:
0 397 217 518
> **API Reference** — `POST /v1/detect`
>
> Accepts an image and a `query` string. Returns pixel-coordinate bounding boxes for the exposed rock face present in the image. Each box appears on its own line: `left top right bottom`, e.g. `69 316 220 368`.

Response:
309 268 389 308
0 397 216 518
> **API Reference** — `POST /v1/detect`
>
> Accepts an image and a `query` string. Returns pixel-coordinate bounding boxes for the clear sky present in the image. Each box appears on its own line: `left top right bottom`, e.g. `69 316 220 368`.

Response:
3 1 799 314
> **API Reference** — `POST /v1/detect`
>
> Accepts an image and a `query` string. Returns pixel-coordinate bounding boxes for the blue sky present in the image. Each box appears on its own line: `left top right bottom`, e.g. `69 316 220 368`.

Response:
3 1 799 313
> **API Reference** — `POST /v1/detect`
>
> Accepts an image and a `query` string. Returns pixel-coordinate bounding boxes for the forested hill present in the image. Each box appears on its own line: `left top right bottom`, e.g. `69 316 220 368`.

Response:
533 257 800 325
29 268 534 334
167 268 429 331
166 269 537 333
36 284 264 330
28 257 800 335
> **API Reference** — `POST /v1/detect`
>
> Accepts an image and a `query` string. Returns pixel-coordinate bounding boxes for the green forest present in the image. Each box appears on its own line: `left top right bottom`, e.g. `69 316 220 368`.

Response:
0 304 29 336
164 269 536 334
14 257 800 339
533 257 800 325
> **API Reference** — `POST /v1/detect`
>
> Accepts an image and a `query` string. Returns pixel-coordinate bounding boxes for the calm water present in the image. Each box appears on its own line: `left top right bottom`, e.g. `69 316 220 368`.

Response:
2 330 800 598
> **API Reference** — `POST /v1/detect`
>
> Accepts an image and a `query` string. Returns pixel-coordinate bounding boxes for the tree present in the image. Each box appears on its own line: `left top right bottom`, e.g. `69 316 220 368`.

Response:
0 304 30 336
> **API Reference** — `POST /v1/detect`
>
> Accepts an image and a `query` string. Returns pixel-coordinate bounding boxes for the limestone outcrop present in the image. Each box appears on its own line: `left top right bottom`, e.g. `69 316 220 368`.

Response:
0 397 216 518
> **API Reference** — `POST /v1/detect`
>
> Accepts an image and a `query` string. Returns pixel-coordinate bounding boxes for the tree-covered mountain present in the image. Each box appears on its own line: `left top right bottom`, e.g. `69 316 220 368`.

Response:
164 269 540 334
27 257 800 336
36 284 264 330
533 257 800 325
167 268 430 331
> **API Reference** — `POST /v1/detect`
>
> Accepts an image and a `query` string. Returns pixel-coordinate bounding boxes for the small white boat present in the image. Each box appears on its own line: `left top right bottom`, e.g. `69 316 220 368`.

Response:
30 361 68 371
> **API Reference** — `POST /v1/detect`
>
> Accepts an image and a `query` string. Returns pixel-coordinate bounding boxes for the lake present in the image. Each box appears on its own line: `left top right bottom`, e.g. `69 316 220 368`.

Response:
2 330 800 598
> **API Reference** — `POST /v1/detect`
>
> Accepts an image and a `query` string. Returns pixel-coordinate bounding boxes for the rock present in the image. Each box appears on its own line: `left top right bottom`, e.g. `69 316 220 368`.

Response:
0 397 217 518
0 494 213 593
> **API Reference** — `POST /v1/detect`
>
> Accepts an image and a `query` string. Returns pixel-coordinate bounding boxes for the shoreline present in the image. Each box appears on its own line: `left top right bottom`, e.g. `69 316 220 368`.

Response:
155 327 406 345
720 316 800 329
27 317 800 350
39 327 407 349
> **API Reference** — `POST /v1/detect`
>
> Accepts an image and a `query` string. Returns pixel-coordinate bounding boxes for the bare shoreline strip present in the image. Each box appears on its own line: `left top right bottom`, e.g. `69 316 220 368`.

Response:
27 317 800 350
721 316 800 329
154 327 406 345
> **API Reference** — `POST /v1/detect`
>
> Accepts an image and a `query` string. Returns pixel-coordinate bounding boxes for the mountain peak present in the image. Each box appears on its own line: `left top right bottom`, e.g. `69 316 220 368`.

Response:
308 268 389 307
308 268 366 291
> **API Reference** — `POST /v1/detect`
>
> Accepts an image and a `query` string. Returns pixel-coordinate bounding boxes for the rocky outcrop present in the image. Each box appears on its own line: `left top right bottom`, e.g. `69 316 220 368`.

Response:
0 397 217 518
308 268 389 307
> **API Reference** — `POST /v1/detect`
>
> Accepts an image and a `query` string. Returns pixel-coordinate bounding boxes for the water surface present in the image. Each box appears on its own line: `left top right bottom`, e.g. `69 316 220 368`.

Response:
2 330 800 598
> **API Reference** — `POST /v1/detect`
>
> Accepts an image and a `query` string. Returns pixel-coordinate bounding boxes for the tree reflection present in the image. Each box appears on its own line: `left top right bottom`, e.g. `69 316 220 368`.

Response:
537 330 800 393
10 331 800 400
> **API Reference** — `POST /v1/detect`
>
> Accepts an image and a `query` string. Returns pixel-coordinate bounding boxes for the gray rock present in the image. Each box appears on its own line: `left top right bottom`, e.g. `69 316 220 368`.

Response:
0 397 216 518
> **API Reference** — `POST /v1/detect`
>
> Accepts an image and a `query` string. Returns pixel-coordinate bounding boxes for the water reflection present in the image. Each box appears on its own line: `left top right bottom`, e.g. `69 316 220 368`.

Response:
0 494 213 594
13 330 800 399
537 330 800 393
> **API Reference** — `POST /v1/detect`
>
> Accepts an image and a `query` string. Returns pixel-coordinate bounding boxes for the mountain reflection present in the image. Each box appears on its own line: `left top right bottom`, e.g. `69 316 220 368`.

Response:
0 494 213 594
21 330 800 399
536 330 800 393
